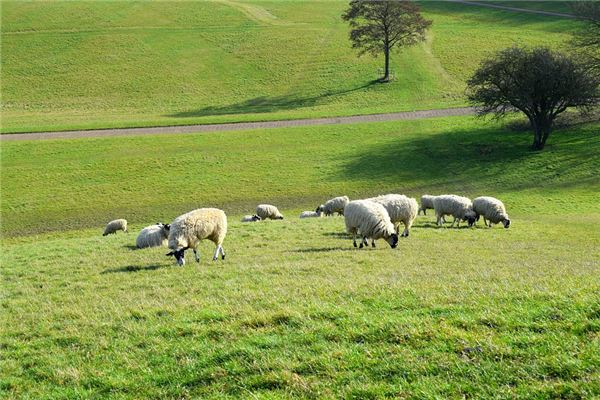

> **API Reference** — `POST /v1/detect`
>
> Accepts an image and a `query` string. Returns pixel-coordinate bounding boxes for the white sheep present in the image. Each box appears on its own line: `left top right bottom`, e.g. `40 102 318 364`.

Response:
368 194 418 237
136 223 170 248
256 204 284 220
344 200 398 249
166 208 227 265
300 210 323 218
102 219 128 236
419 195 436 215
317 196 349 216
473 196 511 228
433 195 477 228
241 214 262 222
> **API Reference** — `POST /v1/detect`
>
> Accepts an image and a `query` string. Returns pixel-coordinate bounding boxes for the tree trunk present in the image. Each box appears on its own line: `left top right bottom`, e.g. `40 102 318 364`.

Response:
531 117 552 150
382 45 390 82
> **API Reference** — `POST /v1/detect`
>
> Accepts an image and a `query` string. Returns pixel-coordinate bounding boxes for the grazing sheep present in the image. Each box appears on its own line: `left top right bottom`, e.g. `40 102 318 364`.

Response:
103 219 128 236
136 223 170 249
433 195 477 228
256 204 284 220
166 208 227 266
317 196 350 216
300 210 323 218
473 196 511 228
368 194 419 237
344 200 398 249
419 195 436 215
241 215 262 222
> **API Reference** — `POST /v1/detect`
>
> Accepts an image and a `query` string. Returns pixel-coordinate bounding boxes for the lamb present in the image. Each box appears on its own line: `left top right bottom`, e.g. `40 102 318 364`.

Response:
102 219 128 236
256 204 284 220
166 208 227 265
136 223 170 249
317 196 349 216
473 196 511 228
368 194 418 237
432 195 477 228
300 210 323 218
419 195 436 215
241 214 261 222
344 200 398 249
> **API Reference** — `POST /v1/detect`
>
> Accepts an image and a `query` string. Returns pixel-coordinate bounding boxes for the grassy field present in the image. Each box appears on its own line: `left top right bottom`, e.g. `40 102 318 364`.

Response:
2 116 599 397
1 1 577 133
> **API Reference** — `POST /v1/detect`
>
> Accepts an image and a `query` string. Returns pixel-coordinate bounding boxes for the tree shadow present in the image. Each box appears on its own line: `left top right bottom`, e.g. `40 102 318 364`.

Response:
101 264 166 274
335 122 599 194
167 81 379 118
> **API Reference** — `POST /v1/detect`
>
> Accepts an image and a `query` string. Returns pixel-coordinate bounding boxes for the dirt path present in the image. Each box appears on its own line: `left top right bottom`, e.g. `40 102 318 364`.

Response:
450 1 576 18
1 107 476 142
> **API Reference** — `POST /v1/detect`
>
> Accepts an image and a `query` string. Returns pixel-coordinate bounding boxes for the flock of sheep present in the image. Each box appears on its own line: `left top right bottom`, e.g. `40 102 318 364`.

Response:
102 194 510 265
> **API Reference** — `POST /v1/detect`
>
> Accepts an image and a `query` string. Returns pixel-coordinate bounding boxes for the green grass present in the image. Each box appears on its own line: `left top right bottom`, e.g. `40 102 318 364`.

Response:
0 1 578 133
2 116 599 397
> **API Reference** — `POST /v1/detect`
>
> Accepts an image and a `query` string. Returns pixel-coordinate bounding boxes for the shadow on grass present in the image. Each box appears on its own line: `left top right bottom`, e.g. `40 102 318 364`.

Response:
123 245 139 250
336 122 599 193
322 232 350 238
293 247 383 253
101 265 166 274
167 81 379 118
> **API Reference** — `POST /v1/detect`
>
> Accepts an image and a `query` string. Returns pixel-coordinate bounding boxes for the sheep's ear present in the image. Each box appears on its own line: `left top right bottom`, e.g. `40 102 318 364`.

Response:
164 224 170 230
166 251 174 256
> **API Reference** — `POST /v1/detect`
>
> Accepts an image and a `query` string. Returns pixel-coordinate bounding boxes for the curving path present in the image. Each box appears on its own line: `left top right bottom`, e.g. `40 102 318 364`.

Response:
449 1 575 18
1 107 476 141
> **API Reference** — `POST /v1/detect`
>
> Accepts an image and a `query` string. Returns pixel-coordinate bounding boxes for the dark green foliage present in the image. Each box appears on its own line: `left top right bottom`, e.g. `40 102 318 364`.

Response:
467 46 599 150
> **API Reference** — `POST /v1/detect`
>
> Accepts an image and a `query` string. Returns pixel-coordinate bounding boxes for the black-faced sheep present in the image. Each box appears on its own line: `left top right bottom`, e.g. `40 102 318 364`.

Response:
241 215 262 222
136 223 170 248
256 204 284 220
317 196 350 216
166 208 227 265
368 194 419 237
344 200 398 249
473 196 511 228
433 195 477 228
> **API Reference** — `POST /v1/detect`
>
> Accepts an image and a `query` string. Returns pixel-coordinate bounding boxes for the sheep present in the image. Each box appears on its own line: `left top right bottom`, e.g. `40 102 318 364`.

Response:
473 196 511 228
241 214 261 222
419 195 436 216
166 208 227 266
102 219 128 236
136 223 170 248
368 194 418 237
317 196 349 216
344 200 398 249
300 210 323 218
256 204 284 220
432 195 477 228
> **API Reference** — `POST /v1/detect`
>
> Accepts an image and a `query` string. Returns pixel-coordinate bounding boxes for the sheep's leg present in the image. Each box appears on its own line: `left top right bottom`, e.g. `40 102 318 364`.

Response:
212 245 222 261
220 246 226 260
450 217 457 228
436 214 443 226
352 231 357 248
360 236 368 249
402 226 409 237
193 249 200 263
371 239 376 248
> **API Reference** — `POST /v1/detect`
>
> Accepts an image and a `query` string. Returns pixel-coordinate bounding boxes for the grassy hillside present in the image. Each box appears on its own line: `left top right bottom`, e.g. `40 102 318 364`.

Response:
2 116 599 237
1 1 577 133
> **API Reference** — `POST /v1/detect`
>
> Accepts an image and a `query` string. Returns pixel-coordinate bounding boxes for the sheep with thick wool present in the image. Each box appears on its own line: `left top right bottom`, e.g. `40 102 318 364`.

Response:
368 194 418 237
300 210 323 218
344 200 398 248
103 219 128 236
166 208 227 265
473 196 511 228
241 215 261 222
136 223 170 249
419 195 436 215
433 195 477 228
317 196 349 216
256 204 284 220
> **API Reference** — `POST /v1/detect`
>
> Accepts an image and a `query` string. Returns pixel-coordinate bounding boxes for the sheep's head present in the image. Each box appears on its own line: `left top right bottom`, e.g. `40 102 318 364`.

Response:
166 246 188 266
386 233 399 249
463 211 477 227
252 215 261 221
502 218 511 229
277 215 284 220
315 205 325 213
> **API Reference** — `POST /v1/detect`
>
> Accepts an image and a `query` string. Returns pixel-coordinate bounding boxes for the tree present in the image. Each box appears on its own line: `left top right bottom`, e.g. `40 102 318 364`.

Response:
571 1 600 77
342 0 431 82
467 47 599 150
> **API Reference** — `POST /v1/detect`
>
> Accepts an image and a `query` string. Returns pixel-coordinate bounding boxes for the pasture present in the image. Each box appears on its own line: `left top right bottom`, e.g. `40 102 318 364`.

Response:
1 1 576 132
2 116 599 398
